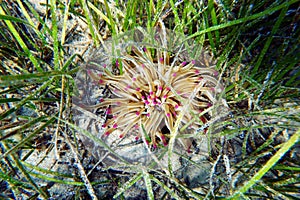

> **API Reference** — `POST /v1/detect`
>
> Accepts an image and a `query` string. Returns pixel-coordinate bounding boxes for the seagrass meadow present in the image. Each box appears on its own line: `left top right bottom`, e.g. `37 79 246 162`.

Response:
0 0 299 199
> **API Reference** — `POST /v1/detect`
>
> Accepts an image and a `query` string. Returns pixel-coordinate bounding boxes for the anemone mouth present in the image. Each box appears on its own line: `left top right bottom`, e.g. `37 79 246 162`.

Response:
73 27 224 165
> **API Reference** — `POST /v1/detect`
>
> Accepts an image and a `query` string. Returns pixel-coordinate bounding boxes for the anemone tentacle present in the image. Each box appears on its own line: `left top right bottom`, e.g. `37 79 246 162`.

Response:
86 29 223 148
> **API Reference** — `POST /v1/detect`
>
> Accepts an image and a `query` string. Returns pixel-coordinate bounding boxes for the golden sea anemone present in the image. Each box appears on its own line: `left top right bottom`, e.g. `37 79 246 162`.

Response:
77 27 223 150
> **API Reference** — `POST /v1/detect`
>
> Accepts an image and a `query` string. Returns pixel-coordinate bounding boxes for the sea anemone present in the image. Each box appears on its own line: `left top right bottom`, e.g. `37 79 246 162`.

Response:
77 27 223 150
